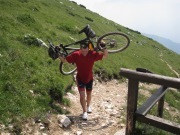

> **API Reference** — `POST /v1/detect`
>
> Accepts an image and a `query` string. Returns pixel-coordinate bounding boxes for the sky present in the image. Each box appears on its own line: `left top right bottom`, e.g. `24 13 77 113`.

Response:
72 0 180 43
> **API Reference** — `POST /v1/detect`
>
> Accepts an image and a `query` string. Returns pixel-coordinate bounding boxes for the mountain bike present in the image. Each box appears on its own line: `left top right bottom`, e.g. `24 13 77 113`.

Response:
48 24 130 75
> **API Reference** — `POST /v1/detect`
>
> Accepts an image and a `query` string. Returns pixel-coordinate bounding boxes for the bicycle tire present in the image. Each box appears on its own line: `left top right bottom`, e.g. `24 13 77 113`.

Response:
59 50 77 75
97 32 130 53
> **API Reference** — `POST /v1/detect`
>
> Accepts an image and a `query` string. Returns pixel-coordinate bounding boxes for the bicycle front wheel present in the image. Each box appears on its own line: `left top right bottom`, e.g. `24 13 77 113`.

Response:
97 32 130 53
59 51 77 75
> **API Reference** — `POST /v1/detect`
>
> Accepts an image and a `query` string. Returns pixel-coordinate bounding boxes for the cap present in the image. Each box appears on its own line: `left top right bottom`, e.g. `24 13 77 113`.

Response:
80 40 89 49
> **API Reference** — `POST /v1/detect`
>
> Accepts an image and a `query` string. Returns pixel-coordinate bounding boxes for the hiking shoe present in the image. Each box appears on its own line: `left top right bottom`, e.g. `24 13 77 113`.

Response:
87 106 92 113
82 112 88 120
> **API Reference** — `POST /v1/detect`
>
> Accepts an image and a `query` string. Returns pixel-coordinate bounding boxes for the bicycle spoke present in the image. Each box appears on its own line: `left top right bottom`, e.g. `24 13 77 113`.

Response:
97 32 130 53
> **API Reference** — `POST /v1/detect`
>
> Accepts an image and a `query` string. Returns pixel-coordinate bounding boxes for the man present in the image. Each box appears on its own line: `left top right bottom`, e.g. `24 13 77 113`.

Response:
59 41 108 120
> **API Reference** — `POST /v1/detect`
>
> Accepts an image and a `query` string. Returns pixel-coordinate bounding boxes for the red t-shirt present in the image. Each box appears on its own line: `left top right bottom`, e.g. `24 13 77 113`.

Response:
66 50 103 83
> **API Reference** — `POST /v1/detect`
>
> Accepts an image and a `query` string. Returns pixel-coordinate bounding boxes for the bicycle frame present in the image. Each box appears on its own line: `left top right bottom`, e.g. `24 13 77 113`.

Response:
56 36 99 56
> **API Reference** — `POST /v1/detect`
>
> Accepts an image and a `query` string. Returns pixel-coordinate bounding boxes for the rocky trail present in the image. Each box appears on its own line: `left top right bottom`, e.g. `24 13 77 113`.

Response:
2 77 178 135
17 79 128 135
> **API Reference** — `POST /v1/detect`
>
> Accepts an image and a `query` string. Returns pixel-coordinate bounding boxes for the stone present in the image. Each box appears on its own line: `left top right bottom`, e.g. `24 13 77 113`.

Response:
58 115 72 128
76 130 83 135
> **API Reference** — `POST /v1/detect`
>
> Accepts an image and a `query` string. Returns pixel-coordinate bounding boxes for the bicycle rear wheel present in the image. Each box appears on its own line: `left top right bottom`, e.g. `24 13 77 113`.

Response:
97 32 130 53
59 51 77 75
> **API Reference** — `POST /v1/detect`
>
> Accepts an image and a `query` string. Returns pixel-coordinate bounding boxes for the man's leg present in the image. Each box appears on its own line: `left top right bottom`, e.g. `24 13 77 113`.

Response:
86 90 91 108
86 80 93 113
76 79 86 113
79 90 88 120
79 90 86 113
76 79 88 120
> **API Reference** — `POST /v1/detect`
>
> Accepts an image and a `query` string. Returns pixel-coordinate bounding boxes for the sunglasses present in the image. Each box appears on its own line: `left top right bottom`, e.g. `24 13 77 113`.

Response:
80 44 88 49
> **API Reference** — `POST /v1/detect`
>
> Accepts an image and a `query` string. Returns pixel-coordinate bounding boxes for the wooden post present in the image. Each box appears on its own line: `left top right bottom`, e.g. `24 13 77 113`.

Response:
120 68 180 134
126 79 139 135
158 95 165 117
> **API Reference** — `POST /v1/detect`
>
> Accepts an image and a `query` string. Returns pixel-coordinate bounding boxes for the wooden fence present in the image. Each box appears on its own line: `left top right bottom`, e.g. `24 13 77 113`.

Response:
119 68 180 135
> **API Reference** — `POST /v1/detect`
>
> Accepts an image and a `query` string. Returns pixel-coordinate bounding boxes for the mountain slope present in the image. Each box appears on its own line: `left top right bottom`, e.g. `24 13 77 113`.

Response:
143 33 180 54
0 0 180 127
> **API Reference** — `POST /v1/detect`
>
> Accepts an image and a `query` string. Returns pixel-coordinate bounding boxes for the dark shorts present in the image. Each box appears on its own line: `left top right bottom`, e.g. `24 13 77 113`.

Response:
77 79 93 92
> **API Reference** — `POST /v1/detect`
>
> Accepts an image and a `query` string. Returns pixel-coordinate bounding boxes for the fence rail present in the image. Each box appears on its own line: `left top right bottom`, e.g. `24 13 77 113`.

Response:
119 68 180 135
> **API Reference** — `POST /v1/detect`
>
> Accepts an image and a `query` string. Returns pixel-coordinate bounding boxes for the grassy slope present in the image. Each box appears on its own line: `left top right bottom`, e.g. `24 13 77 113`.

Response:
0 0 179 125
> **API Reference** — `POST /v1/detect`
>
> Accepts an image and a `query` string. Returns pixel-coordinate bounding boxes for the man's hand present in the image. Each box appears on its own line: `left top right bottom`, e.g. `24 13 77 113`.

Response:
59 55 67 63
99 41 106 49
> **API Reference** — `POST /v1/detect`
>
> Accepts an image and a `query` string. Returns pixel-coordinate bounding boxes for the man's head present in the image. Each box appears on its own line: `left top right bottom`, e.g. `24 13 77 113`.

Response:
80 40 89 49
80 41 89 56
80 43 89 49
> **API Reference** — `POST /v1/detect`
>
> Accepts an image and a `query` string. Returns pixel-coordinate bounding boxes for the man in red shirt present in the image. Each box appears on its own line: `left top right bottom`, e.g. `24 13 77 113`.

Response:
59 42 108 120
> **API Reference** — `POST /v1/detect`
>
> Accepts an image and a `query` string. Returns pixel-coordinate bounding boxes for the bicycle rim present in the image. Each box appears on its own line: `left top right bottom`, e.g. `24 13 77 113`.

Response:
59 51 77 75
97 32 130 53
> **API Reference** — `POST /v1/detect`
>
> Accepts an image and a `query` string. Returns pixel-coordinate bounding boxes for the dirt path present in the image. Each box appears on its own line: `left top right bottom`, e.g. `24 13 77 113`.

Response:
17 79 128 135
160 53 180 78
2 78 179 135
62 79 128 135
163 60 180 78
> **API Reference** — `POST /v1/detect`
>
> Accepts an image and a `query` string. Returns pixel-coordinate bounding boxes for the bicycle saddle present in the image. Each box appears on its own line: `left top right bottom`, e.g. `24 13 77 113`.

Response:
79 24 96 38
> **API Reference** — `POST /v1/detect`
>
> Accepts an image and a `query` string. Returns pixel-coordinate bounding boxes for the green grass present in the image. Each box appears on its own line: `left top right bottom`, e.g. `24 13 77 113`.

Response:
0 0 180 133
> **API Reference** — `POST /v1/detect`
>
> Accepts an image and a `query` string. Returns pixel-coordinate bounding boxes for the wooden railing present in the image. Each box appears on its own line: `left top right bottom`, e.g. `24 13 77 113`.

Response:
119 68 180 135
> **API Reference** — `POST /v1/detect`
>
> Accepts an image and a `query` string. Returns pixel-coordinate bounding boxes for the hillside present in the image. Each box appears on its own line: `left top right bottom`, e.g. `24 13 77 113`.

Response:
0 0 180 133
143 33 180 54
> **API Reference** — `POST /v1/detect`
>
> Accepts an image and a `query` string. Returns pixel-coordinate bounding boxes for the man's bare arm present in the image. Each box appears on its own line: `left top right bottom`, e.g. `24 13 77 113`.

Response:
59 56 67 63
102 48 108 58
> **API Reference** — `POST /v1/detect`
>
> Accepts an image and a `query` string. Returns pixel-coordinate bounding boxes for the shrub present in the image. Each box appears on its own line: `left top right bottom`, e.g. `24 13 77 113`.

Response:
17 14 35 26
23 34 47 47
23 34 39 46
70 1 77 5
49 87 64 103
19 0 29 3
79 4 86 9
85 16 93 22
57 23 78 34
126 27 141 34
68 11 75 16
